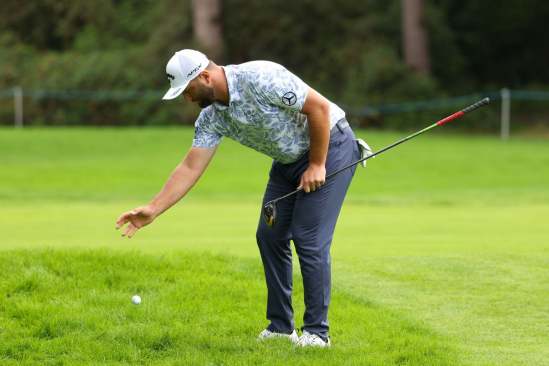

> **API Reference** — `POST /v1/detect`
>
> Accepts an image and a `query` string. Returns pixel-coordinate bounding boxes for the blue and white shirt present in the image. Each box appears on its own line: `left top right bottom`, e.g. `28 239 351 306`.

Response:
192 61 346 164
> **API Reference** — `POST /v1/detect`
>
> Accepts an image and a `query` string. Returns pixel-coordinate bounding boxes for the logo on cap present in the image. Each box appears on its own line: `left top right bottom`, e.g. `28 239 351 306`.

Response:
187 63 202 78
282 92 297 106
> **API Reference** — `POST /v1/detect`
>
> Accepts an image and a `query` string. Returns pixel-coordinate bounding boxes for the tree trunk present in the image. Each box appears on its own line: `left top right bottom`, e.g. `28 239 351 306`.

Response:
192 0 224 63
402 0 430 76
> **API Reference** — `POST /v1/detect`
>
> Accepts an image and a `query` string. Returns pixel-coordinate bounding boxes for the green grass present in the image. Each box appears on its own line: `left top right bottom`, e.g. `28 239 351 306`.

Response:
1 127 549 364
0 250 455 365
1 127 548 205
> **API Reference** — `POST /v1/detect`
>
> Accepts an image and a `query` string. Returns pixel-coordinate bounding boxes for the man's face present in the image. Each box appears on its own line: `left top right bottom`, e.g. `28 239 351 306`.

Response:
182 78 215 108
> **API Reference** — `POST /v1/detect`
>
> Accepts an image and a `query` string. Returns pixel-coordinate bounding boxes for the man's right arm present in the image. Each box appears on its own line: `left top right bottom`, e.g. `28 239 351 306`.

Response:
149 145 218 216
116 145 218 238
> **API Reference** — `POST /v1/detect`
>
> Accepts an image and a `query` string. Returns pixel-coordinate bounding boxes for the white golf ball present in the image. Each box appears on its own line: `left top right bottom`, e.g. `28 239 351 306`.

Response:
132 295 141 305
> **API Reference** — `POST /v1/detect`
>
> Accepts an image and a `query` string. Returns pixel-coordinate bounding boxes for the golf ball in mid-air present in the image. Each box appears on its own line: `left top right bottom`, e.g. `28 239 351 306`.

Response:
132 295 141 305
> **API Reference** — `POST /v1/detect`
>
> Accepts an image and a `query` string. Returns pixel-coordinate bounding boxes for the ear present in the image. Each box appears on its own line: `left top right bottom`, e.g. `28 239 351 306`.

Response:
198 70 211 84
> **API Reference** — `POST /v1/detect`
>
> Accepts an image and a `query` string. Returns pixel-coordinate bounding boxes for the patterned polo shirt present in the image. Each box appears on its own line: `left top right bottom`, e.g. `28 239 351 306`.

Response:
192 61 345 164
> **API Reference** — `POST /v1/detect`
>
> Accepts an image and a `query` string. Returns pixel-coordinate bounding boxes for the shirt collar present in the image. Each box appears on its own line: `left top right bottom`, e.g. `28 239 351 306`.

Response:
213 66 240 110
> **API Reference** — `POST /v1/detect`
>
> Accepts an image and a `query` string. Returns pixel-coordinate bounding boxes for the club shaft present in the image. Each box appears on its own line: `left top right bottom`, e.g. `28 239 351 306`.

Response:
328 122 441 178
270 98 489 205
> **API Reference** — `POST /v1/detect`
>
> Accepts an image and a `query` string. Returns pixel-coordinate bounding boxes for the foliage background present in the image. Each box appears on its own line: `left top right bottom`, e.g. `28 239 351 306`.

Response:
1 0 548 130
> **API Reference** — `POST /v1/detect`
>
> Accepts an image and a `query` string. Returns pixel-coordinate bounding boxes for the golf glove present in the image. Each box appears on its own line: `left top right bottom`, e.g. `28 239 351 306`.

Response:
356 138 374 167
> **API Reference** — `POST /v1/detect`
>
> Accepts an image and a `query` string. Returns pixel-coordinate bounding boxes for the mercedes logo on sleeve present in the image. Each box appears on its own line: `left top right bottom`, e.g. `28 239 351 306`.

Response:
282 92 297 106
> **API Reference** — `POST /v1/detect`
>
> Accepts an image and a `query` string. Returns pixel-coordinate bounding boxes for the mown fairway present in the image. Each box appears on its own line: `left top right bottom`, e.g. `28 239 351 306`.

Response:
1 127 548 365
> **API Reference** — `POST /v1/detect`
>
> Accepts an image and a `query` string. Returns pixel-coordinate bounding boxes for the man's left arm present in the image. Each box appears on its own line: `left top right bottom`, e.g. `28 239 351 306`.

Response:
298 87 331 193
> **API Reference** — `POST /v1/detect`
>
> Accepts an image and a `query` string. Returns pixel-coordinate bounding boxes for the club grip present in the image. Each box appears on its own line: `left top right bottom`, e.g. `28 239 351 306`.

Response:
461 98 490 114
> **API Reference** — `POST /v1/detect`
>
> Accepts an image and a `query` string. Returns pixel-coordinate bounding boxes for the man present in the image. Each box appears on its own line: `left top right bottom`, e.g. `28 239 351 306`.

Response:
116 49 368 347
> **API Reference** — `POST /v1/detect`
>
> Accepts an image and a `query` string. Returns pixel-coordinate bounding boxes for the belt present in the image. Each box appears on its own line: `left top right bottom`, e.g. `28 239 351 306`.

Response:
330 119 350 136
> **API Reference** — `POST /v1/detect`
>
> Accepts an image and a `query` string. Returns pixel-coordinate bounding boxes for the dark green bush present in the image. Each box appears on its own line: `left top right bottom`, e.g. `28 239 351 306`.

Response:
0 0 547 130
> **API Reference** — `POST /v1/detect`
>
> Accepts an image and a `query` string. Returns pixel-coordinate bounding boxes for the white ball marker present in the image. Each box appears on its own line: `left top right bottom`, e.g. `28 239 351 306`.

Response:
132 295 141 305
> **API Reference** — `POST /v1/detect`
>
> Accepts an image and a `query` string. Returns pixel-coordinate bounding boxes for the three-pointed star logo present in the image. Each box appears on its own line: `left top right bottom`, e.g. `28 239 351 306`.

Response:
282 92 297 106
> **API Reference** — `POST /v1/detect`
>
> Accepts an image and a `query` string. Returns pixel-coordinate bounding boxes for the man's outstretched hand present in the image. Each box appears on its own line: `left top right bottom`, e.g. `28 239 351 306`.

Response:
116 206 156 238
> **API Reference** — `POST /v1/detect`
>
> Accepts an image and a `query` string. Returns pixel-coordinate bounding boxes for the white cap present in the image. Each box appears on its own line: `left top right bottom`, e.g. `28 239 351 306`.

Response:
162 49 209 100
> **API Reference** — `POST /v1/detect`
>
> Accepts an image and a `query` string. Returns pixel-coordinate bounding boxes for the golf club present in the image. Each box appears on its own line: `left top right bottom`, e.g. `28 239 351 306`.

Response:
262 97 491 229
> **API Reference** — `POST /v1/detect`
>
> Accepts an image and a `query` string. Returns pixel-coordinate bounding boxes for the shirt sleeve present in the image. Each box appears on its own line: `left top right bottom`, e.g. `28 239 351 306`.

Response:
192 111 223 148
259 65 309 112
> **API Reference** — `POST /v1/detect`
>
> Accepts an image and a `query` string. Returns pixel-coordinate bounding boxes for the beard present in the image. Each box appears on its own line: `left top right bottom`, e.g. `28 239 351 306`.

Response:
195 83 216 108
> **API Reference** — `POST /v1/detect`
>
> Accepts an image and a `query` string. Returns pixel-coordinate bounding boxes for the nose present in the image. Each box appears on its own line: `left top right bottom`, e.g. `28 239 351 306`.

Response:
183 93 192 103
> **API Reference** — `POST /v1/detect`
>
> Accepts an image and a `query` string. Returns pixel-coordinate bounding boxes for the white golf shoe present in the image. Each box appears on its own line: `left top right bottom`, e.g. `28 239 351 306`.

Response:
296 330 331 347
257 329 299 343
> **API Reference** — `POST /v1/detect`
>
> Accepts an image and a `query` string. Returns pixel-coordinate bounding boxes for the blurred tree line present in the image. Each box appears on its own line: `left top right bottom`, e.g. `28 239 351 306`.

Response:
0 0 547 130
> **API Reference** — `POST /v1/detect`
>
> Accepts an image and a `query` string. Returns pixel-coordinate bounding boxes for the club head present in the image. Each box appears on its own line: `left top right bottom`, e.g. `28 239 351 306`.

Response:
262 201 278 229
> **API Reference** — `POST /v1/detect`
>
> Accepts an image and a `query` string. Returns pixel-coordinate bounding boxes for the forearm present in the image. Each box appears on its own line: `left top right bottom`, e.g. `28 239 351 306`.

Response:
307 108 331 167
116 146 216 238
148 163 201 217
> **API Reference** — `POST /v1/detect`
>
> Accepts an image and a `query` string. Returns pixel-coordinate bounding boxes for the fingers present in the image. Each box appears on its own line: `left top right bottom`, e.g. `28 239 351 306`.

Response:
116 207 150 239
121 223 133 237
116 210 137 228
297 165 327 193
116 219 128 230
116 212 130 229
298 181 315 193
128 226 139 238
116 208 141 230
298 181 308 193
299 180 324 193
117 220 142 239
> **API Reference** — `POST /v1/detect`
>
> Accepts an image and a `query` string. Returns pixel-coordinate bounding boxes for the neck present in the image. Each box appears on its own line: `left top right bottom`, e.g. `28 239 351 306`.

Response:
212 64 230 106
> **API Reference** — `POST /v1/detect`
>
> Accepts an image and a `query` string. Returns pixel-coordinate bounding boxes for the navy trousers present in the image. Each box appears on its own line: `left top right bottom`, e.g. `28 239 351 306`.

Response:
256 121 360 340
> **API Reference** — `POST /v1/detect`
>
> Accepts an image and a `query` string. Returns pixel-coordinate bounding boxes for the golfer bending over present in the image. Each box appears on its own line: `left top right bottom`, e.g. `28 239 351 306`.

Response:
116 49 366 347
